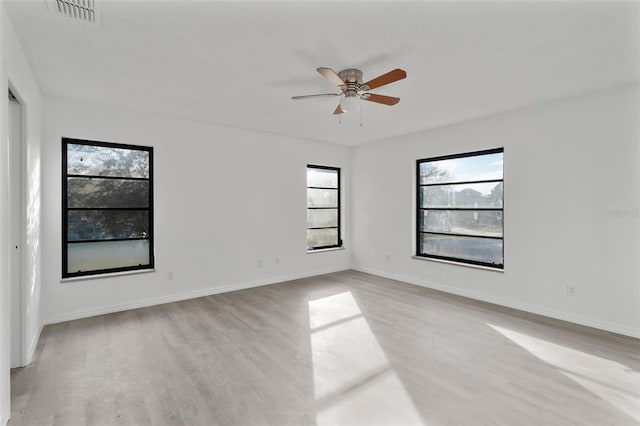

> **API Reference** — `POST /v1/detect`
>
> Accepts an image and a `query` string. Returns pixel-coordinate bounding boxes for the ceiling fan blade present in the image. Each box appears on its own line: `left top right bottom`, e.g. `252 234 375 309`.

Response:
334 104 344 115
292 93 340 100
362 69 406 90
362 93 400 106
317 67 346 87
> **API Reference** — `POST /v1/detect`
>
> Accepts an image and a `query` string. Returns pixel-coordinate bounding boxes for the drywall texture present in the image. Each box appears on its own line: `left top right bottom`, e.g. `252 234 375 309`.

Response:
352 84 640 337
1 4 43 423
40 98 351 324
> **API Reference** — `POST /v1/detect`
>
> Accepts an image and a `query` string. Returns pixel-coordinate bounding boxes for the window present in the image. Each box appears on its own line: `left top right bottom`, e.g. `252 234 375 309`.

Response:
62 138 154 278
416 148 503 269
307 165 341 250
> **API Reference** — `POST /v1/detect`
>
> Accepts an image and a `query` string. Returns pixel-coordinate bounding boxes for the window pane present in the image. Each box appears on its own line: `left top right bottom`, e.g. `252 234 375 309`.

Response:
420 182 503 208
419 233 503 265
307 208 338 228
67 240 150 273
67 177 149 208
68 210 149 241
308 228 338 249
307 188 338 207
307 168 338 188
67 143 150 178
419 210 503 237
419 152 503 184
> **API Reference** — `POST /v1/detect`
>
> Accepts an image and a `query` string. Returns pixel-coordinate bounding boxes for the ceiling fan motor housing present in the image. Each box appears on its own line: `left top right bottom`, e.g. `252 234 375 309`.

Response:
338 69 368 94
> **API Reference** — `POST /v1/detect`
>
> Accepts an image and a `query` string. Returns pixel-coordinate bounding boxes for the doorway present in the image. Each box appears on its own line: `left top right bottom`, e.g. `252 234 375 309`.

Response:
8 89 23 368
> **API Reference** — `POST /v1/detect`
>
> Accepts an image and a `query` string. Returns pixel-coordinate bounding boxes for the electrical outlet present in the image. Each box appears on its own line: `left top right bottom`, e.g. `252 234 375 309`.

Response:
566 284 576 296
167 271 173 280
275 257 280 265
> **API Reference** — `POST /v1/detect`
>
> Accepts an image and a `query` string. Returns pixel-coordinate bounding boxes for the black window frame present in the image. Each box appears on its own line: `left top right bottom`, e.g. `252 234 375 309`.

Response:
307 164 342 251
416 147 504 269
62 137 154 278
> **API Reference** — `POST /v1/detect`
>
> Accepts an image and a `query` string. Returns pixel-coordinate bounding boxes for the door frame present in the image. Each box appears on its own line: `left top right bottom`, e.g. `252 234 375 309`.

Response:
8 86 26 368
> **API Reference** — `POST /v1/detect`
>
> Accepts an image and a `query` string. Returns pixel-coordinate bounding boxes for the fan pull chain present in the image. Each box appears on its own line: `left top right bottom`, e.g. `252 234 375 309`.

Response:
359 106 363 127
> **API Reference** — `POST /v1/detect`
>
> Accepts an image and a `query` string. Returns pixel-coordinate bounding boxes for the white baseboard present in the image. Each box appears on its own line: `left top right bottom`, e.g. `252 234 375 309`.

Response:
353 266 640 339
42 267 349 325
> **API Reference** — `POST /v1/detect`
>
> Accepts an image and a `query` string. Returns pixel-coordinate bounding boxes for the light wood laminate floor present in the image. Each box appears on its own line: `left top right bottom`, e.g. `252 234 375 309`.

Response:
9 271 640 425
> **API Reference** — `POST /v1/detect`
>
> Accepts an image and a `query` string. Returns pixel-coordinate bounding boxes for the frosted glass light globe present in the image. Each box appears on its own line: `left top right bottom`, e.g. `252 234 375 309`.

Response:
340 94 360 113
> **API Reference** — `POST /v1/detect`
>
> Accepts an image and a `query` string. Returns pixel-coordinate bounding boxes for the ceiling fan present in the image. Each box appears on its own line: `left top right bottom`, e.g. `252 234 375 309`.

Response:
292 67 407 115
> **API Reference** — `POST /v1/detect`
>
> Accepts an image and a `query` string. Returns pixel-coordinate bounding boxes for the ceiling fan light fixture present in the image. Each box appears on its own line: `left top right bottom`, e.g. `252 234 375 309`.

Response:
340 91 360 113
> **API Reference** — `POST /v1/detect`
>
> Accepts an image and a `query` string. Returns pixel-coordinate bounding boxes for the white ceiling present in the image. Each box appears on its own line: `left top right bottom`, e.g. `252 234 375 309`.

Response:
4 0 639 146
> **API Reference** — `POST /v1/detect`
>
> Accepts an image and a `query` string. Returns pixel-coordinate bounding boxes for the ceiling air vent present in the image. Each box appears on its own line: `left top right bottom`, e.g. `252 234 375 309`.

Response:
50 0 97 24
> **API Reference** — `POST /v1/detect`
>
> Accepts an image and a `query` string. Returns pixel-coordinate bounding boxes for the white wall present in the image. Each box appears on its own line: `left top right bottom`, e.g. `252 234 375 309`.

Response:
40 97 351 324
0 4 43 424
352 83 640 338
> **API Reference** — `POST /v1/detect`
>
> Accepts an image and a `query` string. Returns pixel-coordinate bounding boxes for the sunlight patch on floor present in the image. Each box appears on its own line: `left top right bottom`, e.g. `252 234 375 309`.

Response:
309 292 424 426
315 370 424 426
489 324 640 421
309 291 363 330
311 316 388 398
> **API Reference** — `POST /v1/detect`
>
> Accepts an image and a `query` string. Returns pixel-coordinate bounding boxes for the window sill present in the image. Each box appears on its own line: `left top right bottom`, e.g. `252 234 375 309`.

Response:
411 256 503 273
307 247 345 254
61 268 155 283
